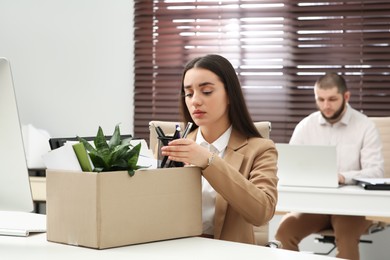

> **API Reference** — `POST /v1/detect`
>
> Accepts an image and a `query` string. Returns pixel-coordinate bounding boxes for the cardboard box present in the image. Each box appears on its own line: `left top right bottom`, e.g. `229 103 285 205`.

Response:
46 167 202 249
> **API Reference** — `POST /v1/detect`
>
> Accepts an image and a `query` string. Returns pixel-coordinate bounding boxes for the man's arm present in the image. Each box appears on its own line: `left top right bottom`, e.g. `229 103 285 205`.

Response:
341 122 384 184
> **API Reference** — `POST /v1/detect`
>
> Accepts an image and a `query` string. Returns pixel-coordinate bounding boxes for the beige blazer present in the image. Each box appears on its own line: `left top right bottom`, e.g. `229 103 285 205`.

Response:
188 128 278 244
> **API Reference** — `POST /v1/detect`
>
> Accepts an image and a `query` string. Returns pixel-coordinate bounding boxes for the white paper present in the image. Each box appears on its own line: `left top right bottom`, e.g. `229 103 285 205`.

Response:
130 139 157 169
354 177 390 185
22 124 51 169
41 142 82 171
0 211 46 237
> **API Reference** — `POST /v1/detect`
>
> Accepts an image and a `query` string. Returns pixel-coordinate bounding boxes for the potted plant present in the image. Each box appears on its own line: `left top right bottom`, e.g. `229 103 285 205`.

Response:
77 124 143 176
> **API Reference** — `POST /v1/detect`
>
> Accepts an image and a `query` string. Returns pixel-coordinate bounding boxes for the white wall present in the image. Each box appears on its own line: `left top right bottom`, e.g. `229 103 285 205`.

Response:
0 0 134 138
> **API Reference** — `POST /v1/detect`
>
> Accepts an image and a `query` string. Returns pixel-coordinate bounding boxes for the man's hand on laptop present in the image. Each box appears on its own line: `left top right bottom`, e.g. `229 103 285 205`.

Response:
338 174 345 184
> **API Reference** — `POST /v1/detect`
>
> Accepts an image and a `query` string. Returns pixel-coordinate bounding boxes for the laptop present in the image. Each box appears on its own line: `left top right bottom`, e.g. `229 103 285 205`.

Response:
0 57 34 212
276 143 339 188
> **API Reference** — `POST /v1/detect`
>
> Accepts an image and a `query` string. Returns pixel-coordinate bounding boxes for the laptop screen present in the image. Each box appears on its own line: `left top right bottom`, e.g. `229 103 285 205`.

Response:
276 143 339 188
0 57 34 212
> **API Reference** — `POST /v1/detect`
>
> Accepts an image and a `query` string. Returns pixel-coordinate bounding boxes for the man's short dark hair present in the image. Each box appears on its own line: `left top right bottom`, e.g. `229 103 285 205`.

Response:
315 73 348 94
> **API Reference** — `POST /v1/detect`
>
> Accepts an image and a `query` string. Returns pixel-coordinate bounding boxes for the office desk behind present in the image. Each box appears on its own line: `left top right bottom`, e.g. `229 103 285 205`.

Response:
32 179 390 219
0 233 339 260
277 185 390 218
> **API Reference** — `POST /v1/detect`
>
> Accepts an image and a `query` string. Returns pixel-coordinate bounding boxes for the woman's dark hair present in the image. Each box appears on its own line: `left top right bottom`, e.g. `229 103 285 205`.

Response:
179 54 261 138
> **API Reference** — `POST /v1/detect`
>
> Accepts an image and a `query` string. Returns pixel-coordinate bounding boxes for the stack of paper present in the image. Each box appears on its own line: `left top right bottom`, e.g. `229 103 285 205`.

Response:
0 211 46 237
354 178 390 190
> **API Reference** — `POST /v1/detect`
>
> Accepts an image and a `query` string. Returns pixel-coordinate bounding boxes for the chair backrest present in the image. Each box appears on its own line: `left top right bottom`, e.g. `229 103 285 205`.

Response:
148 120 272 246
252 122 272 246
369 117 390 177
254 121 271 139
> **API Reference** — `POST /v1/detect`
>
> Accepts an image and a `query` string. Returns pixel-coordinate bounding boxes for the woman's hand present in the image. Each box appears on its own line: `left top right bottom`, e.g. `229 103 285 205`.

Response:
161 138 212 169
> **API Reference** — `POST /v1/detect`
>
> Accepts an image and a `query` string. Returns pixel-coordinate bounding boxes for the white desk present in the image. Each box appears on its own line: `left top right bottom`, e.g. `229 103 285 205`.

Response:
0 233 338 260
277 185 390 217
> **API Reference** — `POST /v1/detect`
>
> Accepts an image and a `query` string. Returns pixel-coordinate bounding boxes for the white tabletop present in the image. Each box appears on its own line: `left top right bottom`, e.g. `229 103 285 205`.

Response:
0 233 338 260
277 184 390 217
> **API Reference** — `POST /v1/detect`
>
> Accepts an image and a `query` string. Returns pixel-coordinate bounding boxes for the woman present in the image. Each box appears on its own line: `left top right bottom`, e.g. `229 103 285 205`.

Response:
161 54 278 244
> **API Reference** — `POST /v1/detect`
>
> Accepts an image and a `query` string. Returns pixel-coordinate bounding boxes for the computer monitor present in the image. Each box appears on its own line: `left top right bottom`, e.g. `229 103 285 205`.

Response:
0 57 34 212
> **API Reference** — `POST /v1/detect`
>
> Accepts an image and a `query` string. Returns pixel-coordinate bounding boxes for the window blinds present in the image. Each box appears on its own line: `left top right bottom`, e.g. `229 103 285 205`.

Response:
133 0 390 143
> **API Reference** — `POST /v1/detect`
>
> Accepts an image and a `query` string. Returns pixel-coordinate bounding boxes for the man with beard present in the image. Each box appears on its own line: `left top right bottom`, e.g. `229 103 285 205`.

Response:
275 72 384 260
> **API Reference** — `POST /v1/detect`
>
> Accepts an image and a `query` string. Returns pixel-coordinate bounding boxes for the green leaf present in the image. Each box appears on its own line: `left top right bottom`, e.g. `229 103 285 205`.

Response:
111 145 129 164
127 143 141 169
94 126 109 151
127 169 135 177
108 124 122 148
89 153 109 170
111 158 128 169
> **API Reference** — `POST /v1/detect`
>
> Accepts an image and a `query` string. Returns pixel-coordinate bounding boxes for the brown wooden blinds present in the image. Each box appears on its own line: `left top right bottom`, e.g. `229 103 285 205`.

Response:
133 0 390 143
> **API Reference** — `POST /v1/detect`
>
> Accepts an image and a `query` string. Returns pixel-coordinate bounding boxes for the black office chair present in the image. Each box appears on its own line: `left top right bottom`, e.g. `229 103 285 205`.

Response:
314 223 387 255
